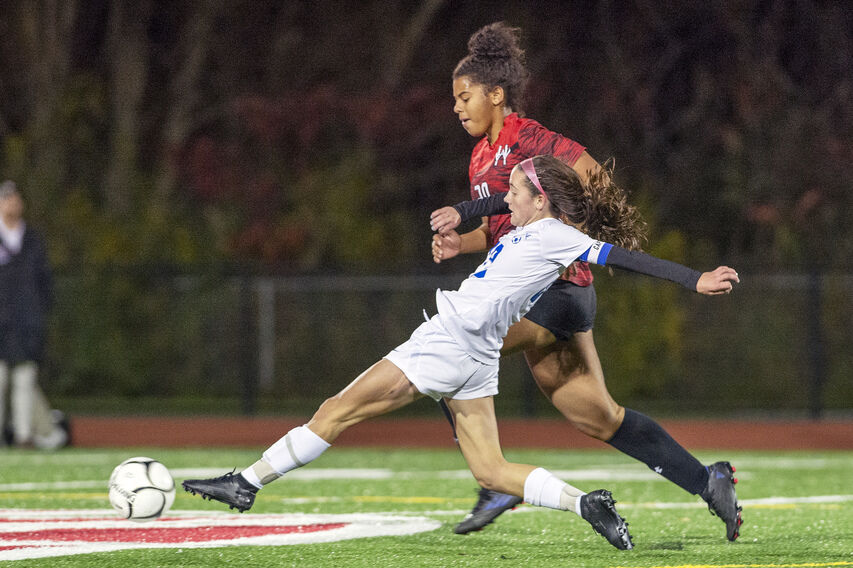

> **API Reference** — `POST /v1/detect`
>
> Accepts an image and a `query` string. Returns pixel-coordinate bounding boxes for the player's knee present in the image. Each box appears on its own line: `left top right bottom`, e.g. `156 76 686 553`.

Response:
568 405 624 441
573 419 612 441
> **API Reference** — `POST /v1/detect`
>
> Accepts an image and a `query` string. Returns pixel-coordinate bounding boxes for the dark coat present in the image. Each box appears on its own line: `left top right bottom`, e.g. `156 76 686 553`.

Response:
0 226 53 363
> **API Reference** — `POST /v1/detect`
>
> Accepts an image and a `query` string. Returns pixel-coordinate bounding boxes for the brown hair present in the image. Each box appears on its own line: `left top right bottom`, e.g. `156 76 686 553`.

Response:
522 155 647 251
453 22 529 114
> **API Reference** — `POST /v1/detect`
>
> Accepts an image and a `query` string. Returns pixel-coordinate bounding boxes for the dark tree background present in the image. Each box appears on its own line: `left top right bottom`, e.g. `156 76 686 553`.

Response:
1 0 850 273
1 1 852 415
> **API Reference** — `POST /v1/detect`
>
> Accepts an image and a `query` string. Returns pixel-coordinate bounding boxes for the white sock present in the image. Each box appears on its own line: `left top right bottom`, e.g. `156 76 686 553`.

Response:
560 486 586 516
524 467 586 515
249 425 331 480
240 464 264 488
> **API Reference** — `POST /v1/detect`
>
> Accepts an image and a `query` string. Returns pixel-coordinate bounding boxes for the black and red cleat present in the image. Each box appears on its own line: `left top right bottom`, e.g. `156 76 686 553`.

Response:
701 461 743 541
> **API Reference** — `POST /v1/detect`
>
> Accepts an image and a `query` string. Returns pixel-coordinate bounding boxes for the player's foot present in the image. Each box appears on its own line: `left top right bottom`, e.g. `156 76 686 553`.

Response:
701 461 743 541
580 489 634 550
453 488 523 534
182 471 258 512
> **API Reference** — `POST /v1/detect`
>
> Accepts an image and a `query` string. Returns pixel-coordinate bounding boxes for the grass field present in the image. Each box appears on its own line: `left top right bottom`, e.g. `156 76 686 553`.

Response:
1 447 852 567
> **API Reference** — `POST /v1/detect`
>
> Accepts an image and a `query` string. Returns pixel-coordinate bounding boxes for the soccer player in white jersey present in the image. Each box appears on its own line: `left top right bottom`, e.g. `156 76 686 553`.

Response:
184 155 739 551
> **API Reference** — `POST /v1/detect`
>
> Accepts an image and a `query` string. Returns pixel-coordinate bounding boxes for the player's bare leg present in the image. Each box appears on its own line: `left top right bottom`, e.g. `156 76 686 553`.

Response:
446 396 533 495
452 318 561 534
523 330 624 441
447 396 632 550
527 330 741 540
305 359 422 442
456 321 740 540
183 359 422 511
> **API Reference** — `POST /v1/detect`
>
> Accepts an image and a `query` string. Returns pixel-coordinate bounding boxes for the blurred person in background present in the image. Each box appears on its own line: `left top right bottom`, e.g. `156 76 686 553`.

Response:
0 180 67 449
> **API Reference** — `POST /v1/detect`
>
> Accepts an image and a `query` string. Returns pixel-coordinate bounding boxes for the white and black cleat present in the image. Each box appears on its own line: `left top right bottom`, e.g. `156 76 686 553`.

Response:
580 489 634 550
182 470 258 513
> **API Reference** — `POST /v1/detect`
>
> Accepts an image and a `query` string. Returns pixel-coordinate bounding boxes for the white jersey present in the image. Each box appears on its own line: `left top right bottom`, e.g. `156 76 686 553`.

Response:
436 217 600 362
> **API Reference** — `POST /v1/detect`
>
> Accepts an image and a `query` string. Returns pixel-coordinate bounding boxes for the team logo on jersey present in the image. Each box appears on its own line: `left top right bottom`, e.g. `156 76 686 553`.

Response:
493 145 512 166
512 235 522 244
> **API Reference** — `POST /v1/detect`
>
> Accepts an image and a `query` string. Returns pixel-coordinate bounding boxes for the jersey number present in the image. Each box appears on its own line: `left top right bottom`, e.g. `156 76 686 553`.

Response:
474 182 490 199
473 243 504 278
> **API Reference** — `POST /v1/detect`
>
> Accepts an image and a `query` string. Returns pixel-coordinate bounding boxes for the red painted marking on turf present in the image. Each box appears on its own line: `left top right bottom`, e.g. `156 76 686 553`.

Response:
1 523 349 543
0 546 35 551
0 517 120 523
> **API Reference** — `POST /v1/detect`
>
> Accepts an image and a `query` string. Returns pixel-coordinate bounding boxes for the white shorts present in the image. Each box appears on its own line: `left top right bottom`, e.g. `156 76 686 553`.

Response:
384 317 499 401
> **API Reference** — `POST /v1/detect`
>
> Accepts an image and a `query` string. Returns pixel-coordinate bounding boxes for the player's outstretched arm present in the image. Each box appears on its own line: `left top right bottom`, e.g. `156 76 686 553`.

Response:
696 266 740 295
582 244 739 295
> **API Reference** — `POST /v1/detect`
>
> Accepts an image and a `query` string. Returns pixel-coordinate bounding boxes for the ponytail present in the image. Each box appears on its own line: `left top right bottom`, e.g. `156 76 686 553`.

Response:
581 160 647 251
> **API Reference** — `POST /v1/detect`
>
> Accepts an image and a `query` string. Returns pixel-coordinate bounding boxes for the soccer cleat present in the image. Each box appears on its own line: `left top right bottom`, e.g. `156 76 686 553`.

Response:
453 488 523 534
182 470 258 512
580 489 634 550
701 461 743 541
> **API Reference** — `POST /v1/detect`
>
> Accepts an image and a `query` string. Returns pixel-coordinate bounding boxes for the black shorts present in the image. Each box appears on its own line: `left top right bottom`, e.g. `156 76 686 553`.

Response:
523 280 596 341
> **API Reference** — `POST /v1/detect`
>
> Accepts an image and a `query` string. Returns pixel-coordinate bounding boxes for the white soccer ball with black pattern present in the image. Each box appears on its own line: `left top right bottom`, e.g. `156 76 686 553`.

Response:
108 456 176 522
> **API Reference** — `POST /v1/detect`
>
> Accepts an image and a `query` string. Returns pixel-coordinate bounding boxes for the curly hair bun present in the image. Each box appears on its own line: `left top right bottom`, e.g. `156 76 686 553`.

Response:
468 22 524 62
454 22 529 113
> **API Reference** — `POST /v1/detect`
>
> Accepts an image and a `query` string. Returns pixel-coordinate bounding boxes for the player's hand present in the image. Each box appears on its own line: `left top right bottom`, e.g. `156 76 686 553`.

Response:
430 206 462 235
696 266 740 295
432 231 462 263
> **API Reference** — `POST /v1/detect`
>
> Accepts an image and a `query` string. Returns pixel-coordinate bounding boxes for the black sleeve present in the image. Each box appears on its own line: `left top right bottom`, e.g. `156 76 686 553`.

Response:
452 193 509 223
605 246 702 291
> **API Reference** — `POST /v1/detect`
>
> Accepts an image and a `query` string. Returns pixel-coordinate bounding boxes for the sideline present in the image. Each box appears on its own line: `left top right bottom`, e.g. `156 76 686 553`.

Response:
68 416 853 449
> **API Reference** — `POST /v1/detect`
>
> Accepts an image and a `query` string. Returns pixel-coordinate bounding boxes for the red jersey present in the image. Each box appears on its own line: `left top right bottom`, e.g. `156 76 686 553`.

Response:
467 113 594 286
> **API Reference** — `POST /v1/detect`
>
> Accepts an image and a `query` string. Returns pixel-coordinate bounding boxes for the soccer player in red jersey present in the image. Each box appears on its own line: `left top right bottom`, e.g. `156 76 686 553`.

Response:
429 22 742 541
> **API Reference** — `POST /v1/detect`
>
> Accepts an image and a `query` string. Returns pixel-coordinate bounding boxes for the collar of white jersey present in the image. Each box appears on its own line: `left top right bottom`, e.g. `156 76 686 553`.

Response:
513 217 562 231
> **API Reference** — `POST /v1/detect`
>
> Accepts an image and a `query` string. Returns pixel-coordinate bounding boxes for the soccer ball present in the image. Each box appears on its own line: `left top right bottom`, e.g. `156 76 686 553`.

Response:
108 456 176 522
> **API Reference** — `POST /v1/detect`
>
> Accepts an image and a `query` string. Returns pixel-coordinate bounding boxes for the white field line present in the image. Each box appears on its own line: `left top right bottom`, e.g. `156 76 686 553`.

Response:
0 452 121 466
728 456 853 469
3 452 850 469
0 492 851 523
168 467 731 482
0 467 675 492
273 494 853 510
0 480 107 491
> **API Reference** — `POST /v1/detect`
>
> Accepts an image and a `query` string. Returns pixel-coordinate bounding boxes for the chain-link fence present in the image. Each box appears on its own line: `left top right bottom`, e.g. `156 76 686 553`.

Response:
43 270 853 419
